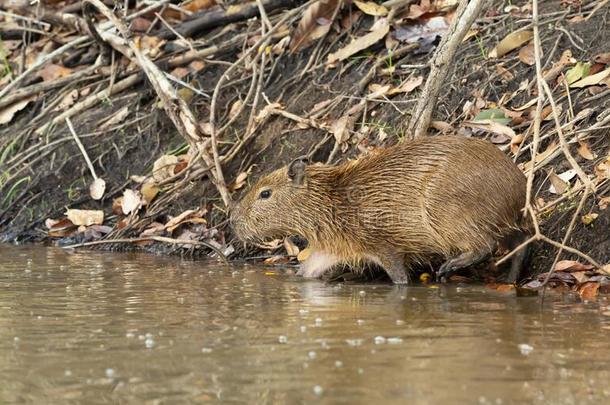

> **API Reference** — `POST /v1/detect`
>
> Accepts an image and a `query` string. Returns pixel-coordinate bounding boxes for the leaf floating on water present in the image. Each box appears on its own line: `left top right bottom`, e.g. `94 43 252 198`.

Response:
46 218 77 237
327 17 390 65
65 209 104 226
578 282 600 300
353 0 388 16
489 30 533 58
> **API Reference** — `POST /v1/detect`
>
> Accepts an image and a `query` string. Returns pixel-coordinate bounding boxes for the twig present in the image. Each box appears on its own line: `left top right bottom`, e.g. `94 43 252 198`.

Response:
542 183 592 288
36 73 141 135
61 236 230 265
406 0 487 138
0 0 168 100
65 118 98 180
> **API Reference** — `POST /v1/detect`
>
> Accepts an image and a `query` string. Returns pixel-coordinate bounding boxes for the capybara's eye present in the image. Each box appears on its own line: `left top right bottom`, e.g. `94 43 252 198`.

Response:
259 189 272 199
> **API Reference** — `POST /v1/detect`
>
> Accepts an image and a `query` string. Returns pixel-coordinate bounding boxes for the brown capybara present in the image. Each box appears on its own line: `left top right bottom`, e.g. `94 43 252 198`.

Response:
230 136 530 284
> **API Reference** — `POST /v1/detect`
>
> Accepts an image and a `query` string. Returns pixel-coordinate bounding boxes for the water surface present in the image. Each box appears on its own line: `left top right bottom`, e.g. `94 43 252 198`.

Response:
1 246 609 403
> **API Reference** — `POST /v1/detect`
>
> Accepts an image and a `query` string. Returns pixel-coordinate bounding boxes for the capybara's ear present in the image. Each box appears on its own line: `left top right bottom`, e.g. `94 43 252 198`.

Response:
287 158 307 186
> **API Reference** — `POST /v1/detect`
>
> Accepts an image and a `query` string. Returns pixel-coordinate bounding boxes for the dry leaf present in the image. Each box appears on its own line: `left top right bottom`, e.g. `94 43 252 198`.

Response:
65 209 104 226
0 98 33 125
577 141 596 160
496 64 514 80
489 30 533 58
581 213 598 225
89 178 106 200
231 170 251 192
594 52 610 64
189 60 206 72
431 121 454 133
331 115 351 143
170 67 189 80
548 169 576 194
121 189 142 215
510 134 524 155
140 222 165 237
570 68 610 88
38 64 72 81
599 196 610 210
353 0 388 16
290 0 340 52
578 282 600 300
229 99 243 119
284 238 300 256
327 18 390 65
264 255 291 265
390 76 423 94
141 182 160 205
152 154 179 182
297 247 312 262
518 43 535 65
463 120 515 140
394 16 448 44
554 260 594 272
47 218 77 238
100 106 129 130
54 90 78 112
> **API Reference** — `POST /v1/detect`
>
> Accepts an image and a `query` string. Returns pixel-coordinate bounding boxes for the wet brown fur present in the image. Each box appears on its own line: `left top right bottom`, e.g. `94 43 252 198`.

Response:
231 136 529 282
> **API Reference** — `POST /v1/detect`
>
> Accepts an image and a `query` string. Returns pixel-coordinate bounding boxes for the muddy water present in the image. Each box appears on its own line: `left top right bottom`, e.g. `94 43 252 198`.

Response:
1 246 609 404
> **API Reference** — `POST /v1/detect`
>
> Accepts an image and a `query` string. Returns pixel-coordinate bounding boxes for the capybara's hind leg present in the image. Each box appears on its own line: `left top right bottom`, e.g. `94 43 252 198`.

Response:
503 231 530 283
437 250 492 282
378 253 410 284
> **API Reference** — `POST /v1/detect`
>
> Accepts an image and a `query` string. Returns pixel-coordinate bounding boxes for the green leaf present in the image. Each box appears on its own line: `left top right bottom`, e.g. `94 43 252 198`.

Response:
566 62 590 84
473 109 511 125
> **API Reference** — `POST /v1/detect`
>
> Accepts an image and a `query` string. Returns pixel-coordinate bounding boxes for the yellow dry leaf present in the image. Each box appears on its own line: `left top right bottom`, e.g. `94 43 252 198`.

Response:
577 141 596 160
141 182 160 205
284 238 300 256
65 209 104 226
489 30 533 58
0 97 34 125
297 247 312 262
353 0 388 16
570 68 610 88
581 213 598 225
152 154 179 182
327 17 390 65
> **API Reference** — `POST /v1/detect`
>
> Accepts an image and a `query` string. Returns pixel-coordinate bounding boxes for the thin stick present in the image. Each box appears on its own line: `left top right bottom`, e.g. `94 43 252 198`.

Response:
61 236 229 265
542 183 592 288
65 117 98 180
